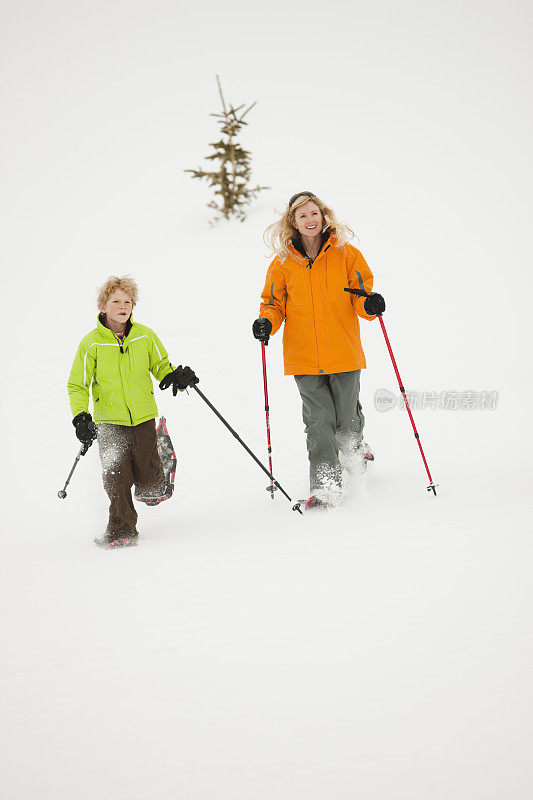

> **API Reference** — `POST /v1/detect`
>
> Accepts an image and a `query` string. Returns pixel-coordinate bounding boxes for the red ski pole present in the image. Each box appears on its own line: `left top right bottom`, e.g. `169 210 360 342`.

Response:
261 341 276 498
345 287 437 495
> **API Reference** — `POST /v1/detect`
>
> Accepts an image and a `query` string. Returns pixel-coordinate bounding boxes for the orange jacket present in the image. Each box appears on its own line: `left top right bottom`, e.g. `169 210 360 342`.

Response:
259 235 376 375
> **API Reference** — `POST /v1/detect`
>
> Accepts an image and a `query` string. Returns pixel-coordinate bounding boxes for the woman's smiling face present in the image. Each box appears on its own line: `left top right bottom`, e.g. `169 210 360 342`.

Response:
292 200 323 238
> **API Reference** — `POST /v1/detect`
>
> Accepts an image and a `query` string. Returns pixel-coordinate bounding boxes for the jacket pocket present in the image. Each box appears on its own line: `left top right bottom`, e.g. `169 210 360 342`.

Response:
150 439 161 467
326 298 353 317
286 266 311 305
326 258 351 305
326 309 361 365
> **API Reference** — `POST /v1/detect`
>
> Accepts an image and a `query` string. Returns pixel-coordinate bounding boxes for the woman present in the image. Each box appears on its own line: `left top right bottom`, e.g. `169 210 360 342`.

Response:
253 191 385 509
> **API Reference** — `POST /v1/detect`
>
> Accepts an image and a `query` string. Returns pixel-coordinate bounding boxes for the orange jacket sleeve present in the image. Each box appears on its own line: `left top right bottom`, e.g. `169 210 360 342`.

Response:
259 258 287 335
346 246 376 321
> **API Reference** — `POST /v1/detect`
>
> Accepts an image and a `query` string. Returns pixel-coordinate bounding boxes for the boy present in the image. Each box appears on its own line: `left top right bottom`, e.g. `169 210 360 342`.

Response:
67 276 198 548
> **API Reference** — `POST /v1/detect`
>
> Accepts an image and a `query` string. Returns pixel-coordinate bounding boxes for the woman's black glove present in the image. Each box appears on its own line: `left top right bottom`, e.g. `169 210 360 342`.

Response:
159 365 199 396
72 412 97 445
252 318 273 343
364 293 386 316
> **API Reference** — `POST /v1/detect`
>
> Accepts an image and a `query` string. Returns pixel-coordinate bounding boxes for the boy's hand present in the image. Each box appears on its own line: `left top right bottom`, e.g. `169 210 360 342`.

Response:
72 412 97 445
159 365 199 396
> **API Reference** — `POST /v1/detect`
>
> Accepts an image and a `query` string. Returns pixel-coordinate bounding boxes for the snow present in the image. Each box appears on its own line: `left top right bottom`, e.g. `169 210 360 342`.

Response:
2 1 533 798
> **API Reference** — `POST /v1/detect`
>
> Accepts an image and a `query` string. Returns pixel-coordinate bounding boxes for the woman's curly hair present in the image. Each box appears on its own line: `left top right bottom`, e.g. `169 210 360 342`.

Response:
97 275 139 308
263 194 355 260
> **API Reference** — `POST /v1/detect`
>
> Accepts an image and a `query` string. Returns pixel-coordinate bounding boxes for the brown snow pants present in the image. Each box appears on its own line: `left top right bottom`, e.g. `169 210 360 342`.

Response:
97 419 164 538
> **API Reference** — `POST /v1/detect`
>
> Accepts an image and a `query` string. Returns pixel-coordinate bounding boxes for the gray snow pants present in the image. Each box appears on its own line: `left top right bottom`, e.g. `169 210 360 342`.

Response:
294 370 365 494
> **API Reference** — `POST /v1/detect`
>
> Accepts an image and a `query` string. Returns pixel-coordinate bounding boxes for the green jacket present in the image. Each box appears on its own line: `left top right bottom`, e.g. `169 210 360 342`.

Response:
68 315 175 426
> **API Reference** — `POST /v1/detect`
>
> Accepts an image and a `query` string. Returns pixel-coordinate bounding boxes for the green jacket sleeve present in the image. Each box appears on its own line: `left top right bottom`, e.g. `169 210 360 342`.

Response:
148 329 174 382
67 340 96 418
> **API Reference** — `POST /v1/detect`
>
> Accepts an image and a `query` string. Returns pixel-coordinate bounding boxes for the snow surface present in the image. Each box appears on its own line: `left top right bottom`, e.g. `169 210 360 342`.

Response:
2 1 532 798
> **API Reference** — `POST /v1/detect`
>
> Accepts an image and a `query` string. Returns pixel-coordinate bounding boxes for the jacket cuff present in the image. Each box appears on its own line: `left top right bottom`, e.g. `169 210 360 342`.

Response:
262 312 282 336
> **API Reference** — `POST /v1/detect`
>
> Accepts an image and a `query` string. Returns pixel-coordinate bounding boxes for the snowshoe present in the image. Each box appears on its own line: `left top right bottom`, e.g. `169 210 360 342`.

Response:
339 441 374 479
295 492 341 511
135 416 177 506
358 442 374 461
94 533 139 549
304 495 330 510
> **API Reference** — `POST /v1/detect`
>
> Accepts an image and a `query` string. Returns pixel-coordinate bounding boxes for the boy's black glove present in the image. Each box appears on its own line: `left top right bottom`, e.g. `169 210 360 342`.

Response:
72 412 97 446
159 365 199 396
252 318 273 343
364 293 386 316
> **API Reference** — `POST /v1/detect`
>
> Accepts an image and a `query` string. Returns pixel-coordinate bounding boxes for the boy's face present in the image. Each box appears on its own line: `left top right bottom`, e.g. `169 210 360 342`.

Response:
99 289 133 328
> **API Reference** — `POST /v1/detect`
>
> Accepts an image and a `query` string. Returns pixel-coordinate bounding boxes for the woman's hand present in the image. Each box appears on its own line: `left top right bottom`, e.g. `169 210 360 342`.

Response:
364 293 386 316
252 318 273 343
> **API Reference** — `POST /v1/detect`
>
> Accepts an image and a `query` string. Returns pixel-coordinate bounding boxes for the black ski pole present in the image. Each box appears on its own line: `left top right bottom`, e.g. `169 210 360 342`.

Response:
57 441 93 499
192 384 302 514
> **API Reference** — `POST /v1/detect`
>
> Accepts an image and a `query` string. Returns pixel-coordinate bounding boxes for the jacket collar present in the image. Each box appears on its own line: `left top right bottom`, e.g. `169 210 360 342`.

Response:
97 313 134 340
289 230 332 263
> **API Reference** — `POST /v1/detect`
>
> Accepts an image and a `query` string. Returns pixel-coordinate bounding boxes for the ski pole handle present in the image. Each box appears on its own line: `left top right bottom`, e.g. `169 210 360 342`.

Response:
345 287 386 317
344 287 370 298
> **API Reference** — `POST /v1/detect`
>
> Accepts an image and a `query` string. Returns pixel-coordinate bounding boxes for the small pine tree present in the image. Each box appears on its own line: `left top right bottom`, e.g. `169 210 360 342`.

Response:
186 76 269 222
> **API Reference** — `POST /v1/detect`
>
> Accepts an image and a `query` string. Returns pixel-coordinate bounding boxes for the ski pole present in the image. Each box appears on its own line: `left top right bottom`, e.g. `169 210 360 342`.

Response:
344 287 438 495
191 384 302 514
261 341 276 498
57 440 93 499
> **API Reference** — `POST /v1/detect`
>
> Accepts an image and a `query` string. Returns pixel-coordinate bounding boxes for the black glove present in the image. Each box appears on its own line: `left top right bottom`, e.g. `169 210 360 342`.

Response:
159 365 199 396
72 412 97 446
252 318 273 343
364 293 386 316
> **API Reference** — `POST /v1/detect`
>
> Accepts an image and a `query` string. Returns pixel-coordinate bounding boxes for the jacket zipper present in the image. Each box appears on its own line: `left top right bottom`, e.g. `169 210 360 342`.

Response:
301 243 332 373
113 332 124 354
114 333 133 424
308 269 321 371
308 251 325 373
305 243 330 269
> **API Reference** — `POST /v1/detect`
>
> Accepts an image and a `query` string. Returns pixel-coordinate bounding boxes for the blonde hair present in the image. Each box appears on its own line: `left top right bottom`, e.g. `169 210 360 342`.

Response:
263 194 354 259
97 275 139 308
